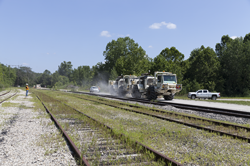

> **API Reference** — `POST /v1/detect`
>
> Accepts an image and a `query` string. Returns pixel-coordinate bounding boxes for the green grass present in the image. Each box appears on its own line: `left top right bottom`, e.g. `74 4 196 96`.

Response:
33 90 167 165
34 90 250 165
1 102 20 107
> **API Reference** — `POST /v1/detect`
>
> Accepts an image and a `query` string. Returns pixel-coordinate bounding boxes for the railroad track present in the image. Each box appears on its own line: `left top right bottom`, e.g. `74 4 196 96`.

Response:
35 91 183 166
65 92 250 143
0 90 18 104
71 91 250 118
0 90 11 96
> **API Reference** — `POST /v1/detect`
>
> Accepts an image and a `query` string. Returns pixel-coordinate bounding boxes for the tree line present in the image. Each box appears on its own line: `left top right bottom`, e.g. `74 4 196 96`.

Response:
1 32 250 96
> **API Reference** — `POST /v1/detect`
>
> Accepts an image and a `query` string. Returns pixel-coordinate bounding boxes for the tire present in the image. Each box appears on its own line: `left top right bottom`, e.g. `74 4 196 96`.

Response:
132 86 141 98
191 95 196 100
109 87 114 95
147 86 157 100
164 95 173 100
118 86 126 97
212 95 217 100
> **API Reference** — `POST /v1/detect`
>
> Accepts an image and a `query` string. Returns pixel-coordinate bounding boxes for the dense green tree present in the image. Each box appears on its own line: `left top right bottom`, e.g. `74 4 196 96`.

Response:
151 54 169 72
217 37 250 96
51 71 60 86
151 47 185 83
243 33 250 43
14 66 38 87
103 37 149 75
37 70 52 87
0 64 15 88
55 75 69 87
115 52 151 76
72 65 91 87
215 35 233 60
109 67 118 80
160 47 184 63
58 61 73 80
185 45 219 91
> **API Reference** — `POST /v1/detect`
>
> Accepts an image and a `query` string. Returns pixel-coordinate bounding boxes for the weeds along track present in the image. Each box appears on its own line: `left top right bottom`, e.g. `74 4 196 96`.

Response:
0 90 18 104
74 92 250 118
35 91 182 166
0 90 11 96
34 90 250 165
67 93 250 143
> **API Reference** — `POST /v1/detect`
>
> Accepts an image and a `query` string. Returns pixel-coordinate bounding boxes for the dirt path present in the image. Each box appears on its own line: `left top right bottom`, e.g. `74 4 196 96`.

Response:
0 89 77 166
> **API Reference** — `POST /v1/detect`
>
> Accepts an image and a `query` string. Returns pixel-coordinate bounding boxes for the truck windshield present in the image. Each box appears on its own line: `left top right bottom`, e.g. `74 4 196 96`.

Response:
163 75 176 83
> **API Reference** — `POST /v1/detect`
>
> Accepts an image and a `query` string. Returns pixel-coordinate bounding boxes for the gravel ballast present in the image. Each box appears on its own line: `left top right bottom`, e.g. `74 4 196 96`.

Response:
100 96 250 125
0 89 77 166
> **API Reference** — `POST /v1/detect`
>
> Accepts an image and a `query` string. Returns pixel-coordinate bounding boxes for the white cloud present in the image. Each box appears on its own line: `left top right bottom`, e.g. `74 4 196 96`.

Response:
231 36 238 39
126 34 130 36
149 21 176 29
148 45 153 48
46 53 49 55
22 63 29 66
100 31 111 37
166 22 176 29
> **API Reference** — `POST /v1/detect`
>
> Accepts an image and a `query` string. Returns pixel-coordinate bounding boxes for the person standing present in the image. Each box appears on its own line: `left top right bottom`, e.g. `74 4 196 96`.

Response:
26 83 29 96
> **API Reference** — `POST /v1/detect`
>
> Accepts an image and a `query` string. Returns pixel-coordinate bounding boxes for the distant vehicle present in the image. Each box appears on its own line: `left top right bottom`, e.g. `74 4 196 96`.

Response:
188 89 220 100
90 86 100 93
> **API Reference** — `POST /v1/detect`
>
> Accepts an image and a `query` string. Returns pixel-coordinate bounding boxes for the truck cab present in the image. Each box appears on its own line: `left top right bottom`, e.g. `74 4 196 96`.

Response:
154 72 182 100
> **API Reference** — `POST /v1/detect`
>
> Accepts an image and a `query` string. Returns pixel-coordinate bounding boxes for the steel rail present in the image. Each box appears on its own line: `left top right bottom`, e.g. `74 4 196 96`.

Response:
0 90 11 97
36 96 91 166
74 95 250 143
37 92 183 165
72 91 250 118
63 103 183 166
92 97 250 132
0 91 18 104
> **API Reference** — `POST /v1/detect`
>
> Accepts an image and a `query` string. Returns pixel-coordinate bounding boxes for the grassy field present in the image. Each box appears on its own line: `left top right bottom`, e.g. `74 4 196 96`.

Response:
34 90 164 165
32 89 250 165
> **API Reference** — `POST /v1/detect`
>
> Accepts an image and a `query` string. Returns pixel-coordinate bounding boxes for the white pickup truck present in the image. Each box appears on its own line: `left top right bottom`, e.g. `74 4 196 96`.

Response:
188 89 220 100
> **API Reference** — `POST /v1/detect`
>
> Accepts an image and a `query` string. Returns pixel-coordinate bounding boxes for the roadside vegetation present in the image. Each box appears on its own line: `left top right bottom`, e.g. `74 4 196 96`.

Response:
73 93 250 138
34 90 165 165
34 89 250 165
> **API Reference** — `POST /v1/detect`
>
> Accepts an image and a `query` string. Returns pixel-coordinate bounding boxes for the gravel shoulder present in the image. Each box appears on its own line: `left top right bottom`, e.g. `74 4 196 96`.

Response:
0 89 77 166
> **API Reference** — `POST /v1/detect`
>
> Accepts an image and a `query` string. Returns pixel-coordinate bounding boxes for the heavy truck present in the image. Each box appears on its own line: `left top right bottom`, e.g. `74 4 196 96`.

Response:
109 71 182 100
131 71 182 100
109 75 138 97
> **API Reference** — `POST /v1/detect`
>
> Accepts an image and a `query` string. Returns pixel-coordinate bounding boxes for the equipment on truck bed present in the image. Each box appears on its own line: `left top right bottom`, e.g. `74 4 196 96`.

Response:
132 71 182 100
109 71 182 100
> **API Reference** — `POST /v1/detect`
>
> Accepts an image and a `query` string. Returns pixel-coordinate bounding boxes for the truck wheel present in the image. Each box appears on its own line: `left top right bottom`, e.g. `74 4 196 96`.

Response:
132 86 141 98
109 87 115 95
147 86 157 100
191 95 196 100
118 86 126 97
164 95 173 100
212 95 217 100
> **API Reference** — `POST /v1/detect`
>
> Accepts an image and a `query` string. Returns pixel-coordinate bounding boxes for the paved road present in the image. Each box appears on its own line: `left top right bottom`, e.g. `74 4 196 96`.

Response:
157 98 250 113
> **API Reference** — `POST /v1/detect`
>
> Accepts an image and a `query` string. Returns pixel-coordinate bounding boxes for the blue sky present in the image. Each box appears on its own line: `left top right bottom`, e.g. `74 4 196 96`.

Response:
0 0 250 73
